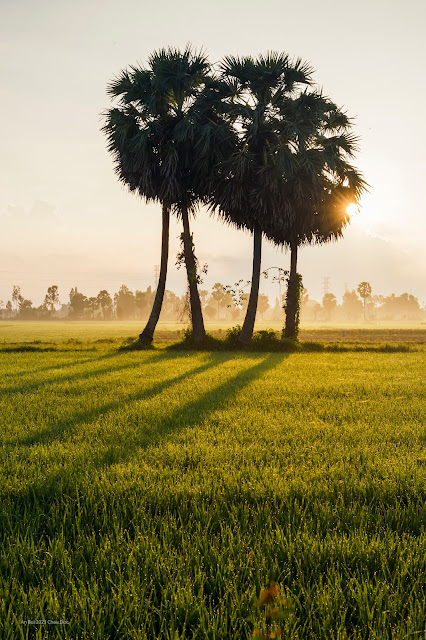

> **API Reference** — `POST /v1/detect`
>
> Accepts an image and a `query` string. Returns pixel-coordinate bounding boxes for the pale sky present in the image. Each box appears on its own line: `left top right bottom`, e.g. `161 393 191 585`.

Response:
1 0 425 307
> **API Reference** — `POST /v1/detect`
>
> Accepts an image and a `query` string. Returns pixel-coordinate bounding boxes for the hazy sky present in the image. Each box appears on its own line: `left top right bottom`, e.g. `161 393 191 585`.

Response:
1 0 425 307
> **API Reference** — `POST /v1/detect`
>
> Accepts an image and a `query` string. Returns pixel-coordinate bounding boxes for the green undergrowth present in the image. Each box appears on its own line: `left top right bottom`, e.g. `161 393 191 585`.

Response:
0 330 416 355
162 327 415 353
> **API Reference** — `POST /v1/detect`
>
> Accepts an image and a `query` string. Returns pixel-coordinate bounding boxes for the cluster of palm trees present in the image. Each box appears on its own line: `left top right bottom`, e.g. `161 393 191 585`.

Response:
103 46 366 345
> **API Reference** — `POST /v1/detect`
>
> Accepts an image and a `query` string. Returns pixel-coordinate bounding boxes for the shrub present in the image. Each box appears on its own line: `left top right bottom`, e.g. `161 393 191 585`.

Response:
301 341 326 352
223 325 243 348
167 329 223 351
251 330 282 351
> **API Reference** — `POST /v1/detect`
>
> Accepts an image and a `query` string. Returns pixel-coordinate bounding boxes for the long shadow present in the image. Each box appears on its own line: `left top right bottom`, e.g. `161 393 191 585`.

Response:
13 352 227 448
1 354 290 538
4 353 286 496
93 352 287 470
0 349 173 396
0 351 122 381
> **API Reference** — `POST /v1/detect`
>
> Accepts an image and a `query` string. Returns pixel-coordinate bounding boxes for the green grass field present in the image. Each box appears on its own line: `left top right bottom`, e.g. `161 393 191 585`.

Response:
0 323 425 638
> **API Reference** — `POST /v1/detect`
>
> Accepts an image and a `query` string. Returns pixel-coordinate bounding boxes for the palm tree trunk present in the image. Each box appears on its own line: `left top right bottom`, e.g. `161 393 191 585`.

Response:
238 226 262 346
284 241 299 339
181 206 206 343
139 202 170 342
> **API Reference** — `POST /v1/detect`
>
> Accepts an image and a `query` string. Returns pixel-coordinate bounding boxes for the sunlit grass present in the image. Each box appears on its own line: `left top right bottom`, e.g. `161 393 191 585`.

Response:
0 338 425 638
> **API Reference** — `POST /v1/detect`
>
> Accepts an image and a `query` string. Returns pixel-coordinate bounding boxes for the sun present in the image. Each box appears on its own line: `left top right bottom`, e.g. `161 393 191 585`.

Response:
346 203 359 216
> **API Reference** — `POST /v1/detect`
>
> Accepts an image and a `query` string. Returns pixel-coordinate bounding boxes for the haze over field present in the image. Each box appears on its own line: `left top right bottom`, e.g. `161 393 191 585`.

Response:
1 0 425 306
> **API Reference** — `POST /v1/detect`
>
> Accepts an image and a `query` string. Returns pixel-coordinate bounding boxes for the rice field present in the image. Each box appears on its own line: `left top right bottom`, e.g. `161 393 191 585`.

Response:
0 323 425 638
1 320 426 345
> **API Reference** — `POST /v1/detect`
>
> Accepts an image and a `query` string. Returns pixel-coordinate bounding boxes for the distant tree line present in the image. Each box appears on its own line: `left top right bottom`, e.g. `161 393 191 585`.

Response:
1 281 423 322
301 283 424 322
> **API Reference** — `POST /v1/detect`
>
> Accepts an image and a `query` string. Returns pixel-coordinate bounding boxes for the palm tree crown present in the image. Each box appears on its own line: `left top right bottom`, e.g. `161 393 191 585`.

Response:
261 90 367 247
210 52 314 229
103 46 211 209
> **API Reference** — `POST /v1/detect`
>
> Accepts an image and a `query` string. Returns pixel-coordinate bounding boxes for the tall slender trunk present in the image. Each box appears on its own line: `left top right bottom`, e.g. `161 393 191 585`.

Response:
139 202 170 342
181 206 206 343
284 241 299 339
283 131 305 340
238 226 262 346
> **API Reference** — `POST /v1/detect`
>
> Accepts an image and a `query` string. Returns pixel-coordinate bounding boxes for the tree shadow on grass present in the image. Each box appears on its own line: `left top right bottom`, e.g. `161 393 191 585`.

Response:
13 351 228 448
3 353 288 512
0 349 132 381
93 352 288 470
7 352 287 475
0 349 173 397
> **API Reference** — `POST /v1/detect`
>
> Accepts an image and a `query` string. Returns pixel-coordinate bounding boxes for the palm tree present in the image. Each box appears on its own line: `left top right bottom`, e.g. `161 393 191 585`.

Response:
259 91 367 338
104 46 232 343
210 53 313 345
104 62 170 342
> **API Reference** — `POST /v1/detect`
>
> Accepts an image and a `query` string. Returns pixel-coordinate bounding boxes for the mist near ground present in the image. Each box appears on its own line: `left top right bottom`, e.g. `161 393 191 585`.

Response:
2 281 424 325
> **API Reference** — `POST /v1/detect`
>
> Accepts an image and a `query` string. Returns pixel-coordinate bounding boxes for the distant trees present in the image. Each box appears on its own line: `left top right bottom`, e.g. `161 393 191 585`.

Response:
210 283 227 320
97 290 113 320
12 285 21 313
0 285 61 319
18 298 36 319
69 287 87 319
86 297 99 319
322 293 338 320
257 294 270 320
135 288 155 319
299 286 423 322
67 284 186 321
202 283 234 320
114 285 136 320
380 293 422 320
43 285 60 315
159 290 182 320
357 282 372 321
0 281 424 322
342 290 363 320
271 298 284 321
